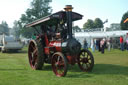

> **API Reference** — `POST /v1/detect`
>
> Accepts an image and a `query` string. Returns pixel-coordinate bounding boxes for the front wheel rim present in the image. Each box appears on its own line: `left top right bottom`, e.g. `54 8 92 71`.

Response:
28 41 38 69
78 50 94 72
52 52 68 77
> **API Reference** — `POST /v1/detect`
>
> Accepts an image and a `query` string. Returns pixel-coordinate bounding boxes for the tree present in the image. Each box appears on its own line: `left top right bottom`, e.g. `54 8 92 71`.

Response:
72 25 81 32
19 0 52 38
94 18 103 28
0 21 9 35
30 0 52 19
83 19 94 29
73 25 80 30
120 11 128 30
12 20 21 39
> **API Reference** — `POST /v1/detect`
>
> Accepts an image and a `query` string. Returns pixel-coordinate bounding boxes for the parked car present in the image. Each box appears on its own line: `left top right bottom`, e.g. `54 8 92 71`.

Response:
0 34 24 53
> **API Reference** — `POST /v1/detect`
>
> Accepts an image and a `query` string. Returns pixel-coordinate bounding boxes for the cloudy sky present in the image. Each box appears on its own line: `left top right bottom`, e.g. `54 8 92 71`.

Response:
0 0 128 28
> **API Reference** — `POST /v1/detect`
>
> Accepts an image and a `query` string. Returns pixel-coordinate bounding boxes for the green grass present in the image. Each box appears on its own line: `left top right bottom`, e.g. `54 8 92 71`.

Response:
0 47 128 85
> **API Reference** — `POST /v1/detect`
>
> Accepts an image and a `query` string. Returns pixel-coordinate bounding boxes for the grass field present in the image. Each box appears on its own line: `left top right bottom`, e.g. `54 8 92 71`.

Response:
0 47 128 85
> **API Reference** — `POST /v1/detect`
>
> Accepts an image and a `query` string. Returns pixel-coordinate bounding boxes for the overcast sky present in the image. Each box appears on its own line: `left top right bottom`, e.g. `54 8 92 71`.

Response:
0 0 128 28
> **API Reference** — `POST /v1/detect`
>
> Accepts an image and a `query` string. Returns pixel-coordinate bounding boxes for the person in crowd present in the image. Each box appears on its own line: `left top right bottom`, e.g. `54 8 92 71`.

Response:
107 37 111 51
94 38 97 49
110 38 114 49
32 33 36 40
100 38 105 54
91 38 95 52
120 36 124 51
96 39 99 50
83 38 88 49
98 38 101 51
125 33 128 51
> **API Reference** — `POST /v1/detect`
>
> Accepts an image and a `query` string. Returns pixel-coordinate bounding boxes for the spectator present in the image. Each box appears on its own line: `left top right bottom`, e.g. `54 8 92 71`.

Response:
126 34 128 51
120 36 124 51
91 38 95 52
100 38 105 54
96 39 99 50
32 33 36 40
107 37 111 51
83 38 88 49
111 38 114 49
98 38 101 51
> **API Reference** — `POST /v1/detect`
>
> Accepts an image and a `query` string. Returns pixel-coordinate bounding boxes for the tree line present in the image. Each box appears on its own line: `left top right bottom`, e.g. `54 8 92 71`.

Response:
0 0 128 38
0 21 9 35
83 18 104 29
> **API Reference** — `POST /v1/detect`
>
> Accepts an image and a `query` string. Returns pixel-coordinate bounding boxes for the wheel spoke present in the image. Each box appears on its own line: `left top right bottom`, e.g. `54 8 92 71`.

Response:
30 44 35 50
88 57 91 60
78 50 94 72
82 52 85 57
33 48 37 53
57 56 61 61
87 54 89 58
52 52 67 77
88 59 92 63
81 62 84 66
86 63 89 68
82 64 87 69
28 40 44 70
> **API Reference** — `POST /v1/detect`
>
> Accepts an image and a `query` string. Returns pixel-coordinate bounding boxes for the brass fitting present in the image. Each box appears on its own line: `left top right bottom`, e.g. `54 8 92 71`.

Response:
124 18 128 23
64 5 73 11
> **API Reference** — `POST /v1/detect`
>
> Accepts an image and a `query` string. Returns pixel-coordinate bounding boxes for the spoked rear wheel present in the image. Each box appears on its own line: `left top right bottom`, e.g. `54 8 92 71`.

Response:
52 52 68 77
28 40 44 70
77 49 94 72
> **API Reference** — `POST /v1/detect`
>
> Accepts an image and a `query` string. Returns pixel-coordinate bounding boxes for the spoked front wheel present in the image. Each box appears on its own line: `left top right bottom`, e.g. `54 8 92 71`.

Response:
52 52 68 77
77 49 94 72
28 40 44 70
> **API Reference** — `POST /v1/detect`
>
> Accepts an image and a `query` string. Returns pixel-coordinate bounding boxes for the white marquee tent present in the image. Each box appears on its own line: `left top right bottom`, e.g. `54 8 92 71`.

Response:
74 30 128 47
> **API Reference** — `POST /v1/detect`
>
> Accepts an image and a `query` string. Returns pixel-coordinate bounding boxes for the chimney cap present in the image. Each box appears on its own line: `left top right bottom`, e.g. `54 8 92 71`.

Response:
64 5 73 11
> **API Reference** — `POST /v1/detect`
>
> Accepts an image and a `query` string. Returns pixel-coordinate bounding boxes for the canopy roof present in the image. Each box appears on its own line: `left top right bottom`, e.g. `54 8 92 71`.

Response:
26 11 83 27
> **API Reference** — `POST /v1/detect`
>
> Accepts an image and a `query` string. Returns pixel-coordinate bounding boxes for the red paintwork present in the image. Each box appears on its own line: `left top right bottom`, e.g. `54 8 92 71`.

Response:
44 34 62 54
44 46 55 54
44 47 50 54
44 34 49 46
52 52 67 77
44 34 77 64
49 41 62 52
67 55 77 65
28 41 37 70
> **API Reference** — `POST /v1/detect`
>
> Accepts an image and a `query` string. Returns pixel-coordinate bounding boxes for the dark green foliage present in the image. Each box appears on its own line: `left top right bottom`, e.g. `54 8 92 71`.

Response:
0 21 9 35
72 25 81 31
19 0 52 38
83 19 94 29
30 0 52 19
94 18 103 28
120 11 128 30
12 21 21 39
83 18 103 29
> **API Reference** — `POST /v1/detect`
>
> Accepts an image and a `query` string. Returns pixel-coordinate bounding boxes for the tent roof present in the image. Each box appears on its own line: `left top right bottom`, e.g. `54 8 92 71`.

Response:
75 31 128 38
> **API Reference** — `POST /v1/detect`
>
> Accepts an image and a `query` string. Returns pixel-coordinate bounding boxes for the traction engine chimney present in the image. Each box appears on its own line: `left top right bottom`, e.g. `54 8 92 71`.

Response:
64 5 73 38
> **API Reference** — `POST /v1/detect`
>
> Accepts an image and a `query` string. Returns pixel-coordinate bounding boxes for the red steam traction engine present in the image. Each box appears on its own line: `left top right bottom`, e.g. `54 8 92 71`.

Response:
26 5 94 77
